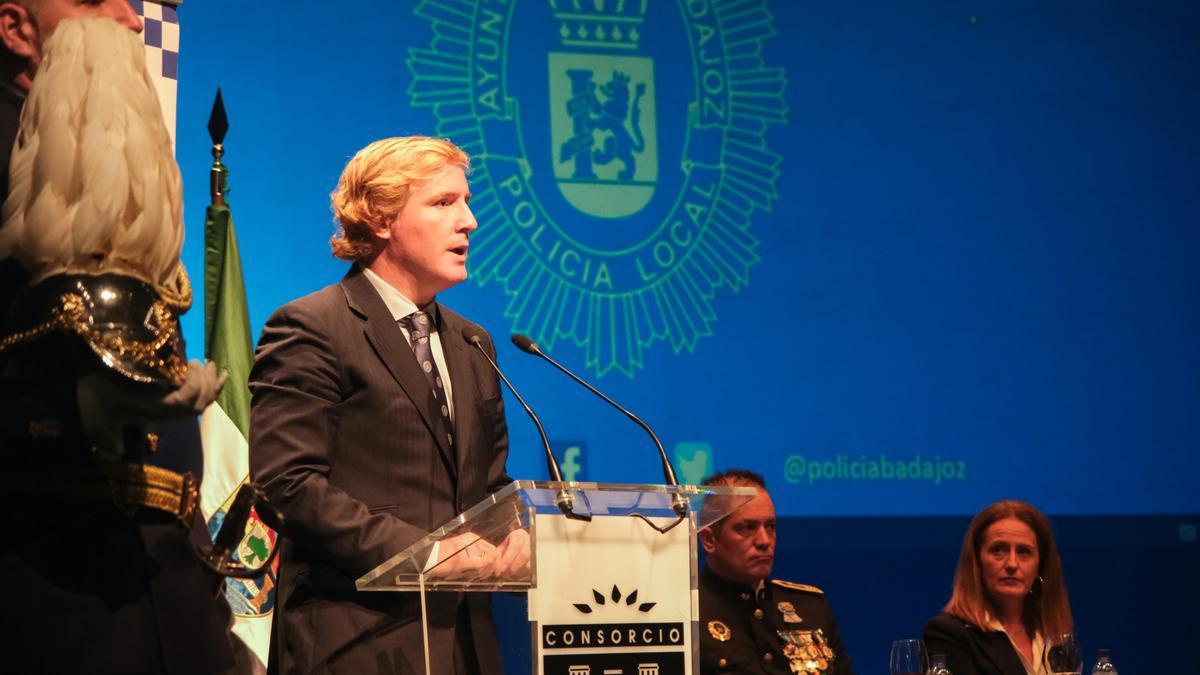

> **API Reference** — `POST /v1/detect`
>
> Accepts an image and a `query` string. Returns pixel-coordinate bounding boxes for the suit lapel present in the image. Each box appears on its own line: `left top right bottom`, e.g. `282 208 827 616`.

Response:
340 267 457 477
438 309 480 477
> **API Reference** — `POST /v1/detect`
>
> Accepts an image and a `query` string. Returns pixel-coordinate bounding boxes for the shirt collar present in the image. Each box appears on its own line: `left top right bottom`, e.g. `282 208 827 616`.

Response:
701 565 766 597
984 617 1047 675
362 266 438 324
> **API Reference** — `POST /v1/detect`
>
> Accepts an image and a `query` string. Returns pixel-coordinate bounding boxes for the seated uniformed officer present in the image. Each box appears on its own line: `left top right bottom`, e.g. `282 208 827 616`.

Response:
699 469 854 675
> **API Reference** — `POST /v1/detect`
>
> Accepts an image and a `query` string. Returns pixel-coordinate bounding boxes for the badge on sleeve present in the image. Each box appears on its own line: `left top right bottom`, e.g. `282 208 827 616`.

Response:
778 601 803 623
708 620 732 642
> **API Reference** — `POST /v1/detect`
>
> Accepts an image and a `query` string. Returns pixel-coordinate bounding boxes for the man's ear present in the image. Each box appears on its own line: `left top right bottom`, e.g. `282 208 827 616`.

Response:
0 3 37 60
699 527 717 554
367 216 392 241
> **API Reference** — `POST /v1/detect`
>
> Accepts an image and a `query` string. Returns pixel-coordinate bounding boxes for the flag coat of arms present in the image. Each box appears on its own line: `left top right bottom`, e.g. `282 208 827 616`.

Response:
200 186 277 671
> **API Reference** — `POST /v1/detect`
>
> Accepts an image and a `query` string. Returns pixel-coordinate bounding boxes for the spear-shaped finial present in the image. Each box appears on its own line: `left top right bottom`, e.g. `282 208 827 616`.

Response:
208 88 229 206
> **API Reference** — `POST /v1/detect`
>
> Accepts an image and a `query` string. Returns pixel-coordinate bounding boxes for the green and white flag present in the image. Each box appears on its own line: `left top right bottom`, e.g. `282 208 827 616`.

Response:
200 195 276 672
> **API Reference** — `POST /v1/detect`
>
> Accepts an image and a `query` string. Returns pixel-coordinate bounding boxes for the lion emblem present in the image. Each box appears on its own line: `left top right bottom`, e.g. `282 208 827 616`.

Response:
560 69 647 181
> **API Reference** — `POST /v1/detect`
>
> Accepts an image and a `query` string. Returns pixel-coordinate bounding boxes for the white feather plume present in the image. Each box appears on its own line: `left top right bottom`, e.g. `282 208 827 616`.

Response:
0 17 187 302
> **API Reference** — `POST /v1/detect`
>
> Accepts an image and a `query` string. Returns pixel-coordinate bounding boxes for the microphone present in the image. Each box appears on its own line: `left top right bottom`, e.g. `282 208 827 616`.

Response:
510 334 689 522
463 329 589 522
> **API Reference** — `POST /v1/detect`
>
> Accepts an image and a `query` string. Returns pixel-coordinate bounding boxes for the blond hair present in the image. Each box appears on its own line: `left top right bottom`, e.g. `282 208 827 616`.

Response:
329 136 470 261
943 499 1074 638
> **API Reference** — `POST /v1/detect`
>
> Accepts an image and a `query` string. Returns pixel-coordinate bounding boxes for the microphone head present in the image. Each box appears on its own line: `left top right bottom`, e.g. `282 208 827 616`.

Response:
461 327 483 347
511 333 541 355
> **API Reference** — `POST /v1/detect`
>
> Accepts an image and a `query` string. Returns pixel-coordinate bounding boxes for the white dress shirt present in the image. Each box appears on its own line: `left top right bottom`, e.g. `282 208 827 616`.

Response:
986 618 1047 675
362 267 455 420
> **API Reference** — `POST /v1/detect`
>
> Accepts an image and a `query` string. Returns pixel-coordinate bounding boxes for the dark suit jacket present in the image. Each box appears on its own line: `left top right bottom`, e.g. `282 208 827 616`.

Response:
924 613 1029 675
249 266 510 675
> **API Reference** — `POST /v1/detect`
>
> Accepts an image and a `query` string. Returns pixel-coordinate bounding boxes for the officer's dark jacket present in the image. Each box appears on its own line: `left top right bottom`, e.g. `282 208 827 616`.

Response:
699 565 854 675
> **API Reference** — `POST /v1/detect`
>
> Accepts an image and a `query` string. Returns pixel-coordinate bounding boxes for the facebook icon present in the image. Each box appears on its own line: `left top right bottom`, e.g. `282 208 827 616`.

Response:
551 441 587 482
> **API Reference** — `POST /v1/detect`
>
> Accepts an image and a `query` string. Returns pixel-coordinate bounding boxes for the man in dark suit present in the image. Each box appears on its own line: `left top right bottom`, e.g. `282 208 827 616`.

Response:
698 469 854 675
250 136 525 675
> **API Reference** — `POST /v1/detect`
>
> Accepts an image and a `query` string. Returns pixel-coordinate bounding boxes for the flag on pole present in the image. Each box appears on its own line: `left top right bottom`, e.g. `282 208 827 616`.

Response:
199 90 276 673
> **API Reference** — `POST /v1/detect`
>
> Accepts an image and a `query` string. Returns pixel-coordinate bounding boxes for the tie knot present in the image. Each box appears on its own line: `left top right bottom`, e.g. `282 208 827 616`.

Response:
401 311 433 340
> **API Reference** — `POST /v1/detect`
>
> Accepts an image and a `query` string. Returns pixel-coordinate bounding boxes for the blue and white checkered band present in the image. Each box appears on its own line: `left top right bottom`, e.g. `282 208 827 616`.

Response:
131 1 180 141
131 0 180 81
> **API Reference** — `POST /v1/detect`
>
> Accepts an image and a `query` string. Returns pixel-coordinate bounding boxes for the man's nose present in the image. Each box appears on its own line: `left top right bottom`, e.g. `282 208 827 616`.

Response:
459 204 478 232
753 527 772 547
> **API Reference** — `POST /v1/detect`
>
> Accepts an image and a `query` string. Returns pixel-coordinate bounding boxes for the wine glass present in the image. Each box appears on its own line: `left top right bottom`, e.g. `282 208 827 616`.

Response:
1046 633 1084 675
890 638 929 675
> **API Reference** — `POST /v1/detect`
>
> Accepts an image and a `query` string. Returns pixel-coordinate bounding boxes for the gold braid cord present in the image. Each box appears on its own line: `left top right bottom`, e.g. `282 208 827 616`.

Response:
113 463 200 524
0 462 199 525
159 262 193 312
0 291 188 385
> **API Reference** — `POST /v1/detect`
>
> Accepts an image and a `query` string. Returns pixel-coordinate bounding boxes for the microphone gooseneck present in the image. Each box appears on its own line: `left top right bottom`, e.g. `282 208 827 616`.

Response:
509 333 689 525
463 330 589 522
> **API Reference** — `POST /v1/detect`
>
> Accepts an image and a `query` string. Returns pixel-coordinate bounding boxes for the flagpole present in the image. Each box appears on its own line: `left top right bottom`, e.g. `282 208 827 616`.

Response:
209 88 228 207
199 87 279 674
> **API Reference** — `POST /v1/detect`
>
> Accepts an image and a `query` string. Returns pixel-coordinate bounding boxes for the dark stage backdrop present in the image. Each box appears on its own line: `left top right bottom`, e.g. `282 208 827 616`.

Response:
171 0 1199 669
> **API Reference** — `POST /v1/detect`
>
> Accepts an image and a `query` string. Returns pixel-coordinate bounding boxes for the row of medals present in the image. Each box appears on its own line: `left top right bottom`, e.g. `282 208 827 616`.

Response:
777 601 835 674
707 600 837 674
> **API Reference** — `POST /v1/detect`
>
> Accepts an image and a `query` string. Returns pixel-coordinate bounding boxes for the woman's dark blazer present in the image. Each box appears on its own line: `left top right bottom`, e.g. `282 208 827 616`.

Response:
924 612 1030 675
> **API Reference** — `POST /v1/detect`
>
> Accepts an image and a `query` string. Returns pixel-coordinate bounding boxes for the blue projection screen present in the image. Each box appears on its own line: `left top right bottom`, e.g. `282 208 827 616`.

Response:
174 0 1199 517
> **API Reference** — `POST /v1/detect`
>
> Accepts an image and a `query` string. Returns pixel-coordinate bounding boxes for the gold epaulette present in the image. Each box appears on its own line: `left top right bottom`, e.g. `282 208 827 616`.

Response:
772 579 823 594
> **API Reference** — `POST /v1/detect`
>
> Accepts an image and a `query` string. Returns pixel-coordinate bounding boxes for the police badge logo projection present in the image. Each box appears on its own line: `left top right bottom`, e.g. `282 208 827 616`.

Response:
408 0 788 377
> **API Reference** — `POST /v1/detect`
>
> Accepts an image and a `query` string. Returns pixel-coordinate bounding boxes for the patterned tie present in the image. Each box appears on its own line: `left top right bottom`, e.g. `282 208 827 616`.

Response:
400 310 455 450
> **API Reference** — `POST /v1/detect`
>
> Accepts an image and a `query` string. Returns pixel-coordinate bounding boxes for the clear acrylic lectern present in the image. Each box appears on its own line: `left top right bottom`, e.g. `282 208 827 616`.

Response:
357 480 755 675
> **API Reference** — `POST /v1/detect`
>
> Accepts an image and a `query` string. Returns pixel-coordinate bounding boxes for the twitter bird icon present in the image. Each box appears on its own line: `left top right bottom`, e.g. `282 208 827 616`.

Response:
675 442 714 485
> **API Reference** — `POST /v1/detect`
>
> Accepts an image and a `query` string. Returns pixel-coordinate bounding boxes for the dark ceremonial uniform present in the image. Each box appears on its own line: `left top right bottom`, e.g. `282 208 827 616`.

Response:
0 89 233 675
699 566 853 675
0 81 25 319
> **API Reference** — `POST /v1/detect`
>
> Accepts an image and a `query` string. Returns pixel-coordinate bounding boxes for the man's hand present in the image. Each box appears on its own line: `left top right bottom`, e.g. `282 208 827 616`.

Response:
491 528 531 581
77 360 228 458
161 360 229 414
79 359 228 420
427 532 500 580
